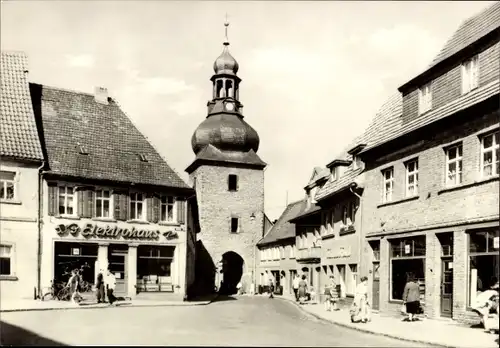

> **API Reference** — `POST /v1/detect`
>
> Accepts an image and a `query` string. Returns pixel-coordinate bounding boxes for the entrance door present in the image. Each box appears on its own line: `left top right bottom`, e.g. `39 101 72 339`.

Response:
372 262 380 310
440 257 453 318
337 265 346 298
108 245 128 296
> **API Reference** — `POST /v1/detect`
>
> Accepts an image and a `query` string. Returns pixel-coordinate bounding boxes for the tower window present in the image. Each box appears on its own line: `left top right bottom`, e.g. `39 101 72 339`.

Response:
225 80 233 98
216 80 224 98
231 217 239 233
228 174 238 191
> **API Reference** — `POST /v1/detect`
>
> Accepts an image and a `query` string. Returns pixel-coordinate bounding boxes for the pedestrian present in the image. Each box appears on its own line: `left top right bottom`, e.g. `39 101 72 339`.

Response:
351 276 370 323
96 271 105 303
67 269 80 305
268 275 275 299
471 277 499 331
106 269 117 306
403 272 421 322
293 274 300 302
298 275 308 305
325 275 339 311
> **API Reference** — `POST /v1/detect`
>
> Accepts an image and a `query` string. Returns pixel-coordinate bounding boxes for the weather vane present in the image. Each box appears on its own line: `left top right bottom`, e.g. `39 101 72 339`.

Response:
224 13 230 45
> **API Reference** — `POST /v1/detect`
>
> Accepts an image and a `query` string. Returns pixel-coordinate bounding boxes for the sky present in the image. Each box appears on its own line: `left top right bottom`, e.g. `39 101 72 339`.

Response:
1 0 495 220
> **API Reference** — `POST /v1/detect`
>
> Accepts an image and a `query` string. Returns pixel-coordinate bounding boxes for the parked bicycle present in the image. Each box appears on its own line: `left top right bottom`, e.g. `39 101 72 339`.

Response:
41 280 71 301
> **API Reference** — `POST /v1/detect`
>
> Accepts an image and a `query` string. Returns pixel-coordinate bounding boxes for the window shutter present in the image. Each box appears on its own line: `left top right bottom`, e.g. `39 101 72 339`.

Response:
152 195 160 223
177 198 185 224
77 188 85 217
146 194 153 222
113 192 121 220
85 189 95 218
47 183 58 216
120 192 129 221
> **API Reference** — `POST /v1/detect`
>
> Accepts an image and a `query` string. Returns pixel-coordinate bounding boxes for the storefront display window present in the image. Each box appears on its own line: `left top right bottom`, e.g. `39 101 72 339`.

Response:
54 242 97 283
390 236 426 301
137 245 175 292
468 229 499 306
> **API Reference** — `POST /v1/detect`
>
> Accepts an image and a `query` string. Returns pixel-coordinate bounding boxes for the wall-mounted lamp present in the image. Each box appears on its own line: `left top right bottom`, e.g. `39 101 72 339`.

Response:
250 213 256 221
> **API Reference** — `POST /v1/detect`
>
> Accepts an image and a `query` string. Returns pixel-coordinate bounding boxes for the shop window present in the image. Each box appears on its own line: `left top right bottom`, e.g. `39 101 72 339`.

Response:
53 242 97 283
390 236 426 301
230 217 239 233
405 159 419 197
480 131 499 178
58 185 75 216
382 167 394 203
95 189 112 218
137 246 175 292
468 229 500 306
342 205 348 225
228 174 238 191
0 244 12 276
160 195 176 222
130 193 145 220
445 144 463 187
0 171 16 201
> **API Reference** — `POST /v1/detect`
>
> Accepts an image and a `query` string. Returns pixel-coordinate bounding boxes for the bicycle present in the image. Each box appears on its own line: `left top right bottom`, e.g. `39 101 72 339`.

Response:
41 280 66 301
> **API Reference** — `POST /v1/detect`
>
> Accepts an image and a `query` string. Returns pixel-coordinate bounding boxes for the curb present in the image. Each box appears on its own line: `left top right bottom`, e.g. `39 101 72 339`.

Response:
0 296 218 313
276 297 454 348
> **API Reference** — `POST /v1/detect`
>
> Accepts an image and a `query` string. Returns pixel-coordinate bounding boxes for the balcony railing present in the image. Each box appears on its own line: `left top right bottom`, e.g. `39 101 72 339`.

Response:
297 246 322 261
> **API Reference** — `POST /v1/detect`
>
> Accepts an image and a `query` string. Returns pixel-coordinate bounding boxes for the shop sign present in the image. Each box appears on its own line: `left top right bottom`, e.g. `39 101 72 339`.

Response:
55 223 178 241
327 246 352 259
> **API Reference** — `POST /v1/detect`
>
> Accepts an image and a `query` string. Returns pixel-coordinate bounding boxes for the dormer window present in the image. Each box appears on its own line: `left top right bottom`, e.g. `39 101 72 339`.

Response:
353 155 362 170
418 82 432 114
138 154 148 162
78 145 89 155
462 55 479 94
331 167 337 181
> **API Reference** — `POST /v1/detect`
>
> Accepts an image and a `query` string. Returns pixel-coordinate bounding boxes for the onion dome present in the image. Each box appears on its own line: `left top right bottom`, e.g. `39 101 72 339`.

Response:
191 114 260 154
213 44 239 75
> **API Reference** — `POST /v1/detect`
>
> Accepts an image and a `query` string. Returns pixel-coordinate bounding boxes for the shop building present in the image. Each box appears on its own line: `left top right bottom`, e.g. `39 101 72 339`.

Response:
0 52 44 300
358 3 499 323
32 83 196 299
186 21 266 295
256 200 303 295
313 143 366 304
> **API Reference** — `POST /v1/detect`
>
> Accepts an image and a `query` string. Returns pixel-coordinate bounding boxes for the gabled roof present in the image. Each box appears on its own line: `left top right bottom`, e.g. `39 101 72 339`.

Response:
0 51 43 161
185 144 266 173
257 200 305 246
399 2 500 92
289 202 321 223
308 166 330 185
315 167 363 202
428 2 500 70
33 84 190 189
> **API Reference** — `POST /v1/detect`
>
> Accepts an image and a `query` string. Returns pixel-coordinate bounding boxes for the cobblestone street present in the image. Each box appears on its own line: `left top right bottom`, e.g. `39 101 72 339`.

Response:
0 297 433 346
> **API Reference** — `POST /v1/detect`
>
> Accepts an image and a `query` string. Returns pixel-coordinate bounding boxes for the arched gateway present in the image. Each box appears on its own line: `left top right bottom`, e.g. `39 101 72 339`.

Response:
219 251 244 295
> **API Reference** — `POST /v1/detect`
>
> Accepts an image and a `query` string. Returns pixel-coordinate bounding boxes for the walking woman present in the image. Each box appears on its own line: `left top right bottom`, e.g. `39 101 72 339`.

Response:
67 269 80 304
403 272 421 321
96 271 105 303
351 276 370 323
325 275 340 311
298 275 308 305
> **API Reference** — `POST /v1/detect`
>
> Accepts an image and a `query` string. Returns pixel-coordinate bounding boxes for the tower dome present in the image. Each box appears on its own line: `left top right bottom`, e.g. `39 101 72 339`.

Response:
191 114 260 154
213 44 239 75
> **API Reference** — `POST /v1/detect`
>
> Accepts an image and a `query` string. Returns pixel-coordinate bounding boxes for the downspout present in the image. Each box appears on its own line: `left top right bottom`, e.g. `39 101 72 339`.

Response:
36 161 45 299
350 183 363 279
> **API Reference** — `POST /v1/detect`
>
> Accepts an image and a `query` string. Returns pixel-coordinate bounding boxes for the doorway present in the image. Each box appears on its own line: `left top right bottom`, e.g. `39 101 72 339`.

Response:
372 262 380 310
108 244 128 296
337 265 346 298
440 257 453 318
220 251 244 295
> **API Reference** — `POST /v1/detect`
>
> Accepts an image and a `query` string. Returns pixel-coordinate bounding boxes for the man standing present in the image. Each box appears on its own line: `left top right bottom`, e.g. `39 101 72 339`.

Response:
268 274 275 299
293 274 300 302
106 269 117 306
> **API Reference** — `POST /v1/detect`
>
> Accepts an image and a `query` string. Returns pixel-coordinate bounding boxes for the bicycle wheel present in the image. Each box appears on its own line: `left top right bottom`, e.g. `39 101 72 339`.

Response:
41 291 55 301
57 287 71 301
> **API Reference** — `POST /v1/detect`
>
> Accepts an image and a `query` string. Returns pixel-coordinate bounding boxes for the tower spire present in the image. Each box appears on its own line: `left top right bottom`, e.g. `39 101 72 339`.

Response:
224 13 230 46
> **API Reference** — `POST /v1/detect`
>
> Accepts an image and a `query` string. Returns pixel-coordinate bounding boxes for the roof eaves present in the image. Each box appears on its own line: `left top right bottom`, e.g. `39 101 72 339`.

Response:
326 159 351 169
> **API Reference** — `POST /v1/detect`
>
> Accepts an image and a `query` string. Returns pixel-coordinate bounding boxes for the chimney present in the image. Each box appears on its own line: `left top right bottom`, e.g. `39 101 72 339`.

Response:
94 86 109 105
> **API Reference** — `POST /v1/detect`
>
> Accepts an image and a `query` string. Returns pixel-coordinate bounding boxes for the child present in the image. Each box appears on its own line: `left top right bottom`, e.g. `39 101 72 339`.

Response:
325 276 339 311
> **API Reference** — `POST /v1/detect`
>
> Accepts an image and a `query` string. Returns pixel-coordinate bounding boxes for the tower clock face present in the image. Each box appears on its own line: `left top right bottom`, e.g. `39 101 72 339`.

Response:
225 102 235 111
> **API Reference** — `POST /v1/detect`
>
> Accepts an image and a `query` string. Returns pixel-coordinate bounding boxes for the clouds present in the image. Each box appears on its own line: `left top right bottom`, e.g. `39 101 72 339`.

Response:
65 54 95 68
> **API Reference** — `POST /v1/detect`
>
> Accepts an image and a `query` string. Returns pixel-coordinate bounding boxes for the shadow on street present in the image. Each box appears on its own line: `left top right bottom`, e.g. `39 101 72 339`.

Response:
212 294 237 302
0 320 67 346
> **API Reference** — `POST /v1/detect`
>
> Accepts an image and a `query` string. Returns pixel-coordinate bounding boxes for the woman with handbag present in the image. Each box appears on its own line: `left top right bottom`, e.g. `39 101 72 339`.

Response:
402 272 421 321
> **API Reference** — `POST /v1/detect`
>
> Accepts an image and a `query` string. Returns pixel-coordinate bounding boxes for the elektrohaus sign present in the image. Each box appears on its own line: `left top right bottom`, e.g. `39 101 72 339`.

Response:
55 223 178 241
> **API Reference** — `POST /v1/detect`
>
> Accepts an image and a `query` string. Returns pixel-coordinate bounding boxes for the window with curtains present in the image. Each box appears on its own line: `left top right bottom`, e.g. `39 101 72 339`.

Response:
58 185 76 216
0 171 16 201
160 195 176 223
130 193 145 220
462 55 478 94
481 131 499 178
95 189 112 218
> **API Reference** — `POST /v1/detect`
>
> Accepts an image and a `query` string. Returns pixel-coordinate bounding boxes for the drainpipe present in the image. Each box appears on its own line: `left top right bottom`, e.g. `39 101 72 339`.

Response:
350 183 363 279
36 161 45 299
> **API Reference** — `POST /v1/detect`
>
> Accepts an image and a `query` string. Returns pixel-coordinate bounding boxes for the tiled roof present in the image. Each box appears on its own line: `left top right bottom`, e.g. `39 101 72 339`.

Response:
185 144 266 173
257 200 305 246
307 166 330 186
315 167 363 202
0 51 43 161
289 202 322 222
428 2 500 70
34 84 190 189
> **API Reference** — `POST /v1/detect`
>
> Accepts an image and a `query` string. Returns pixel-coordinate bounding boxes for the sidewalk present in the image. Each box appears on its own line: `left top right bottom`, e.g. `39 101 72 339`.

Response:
278 296 499 348
0 294 218 313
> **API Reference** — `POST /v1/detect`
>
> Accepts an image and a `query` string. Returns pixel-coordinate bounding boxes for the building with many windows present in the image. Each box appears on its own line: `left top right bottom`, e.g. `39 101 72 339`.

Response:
0 52 44 300
31 83 197 300
358 2 499 323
